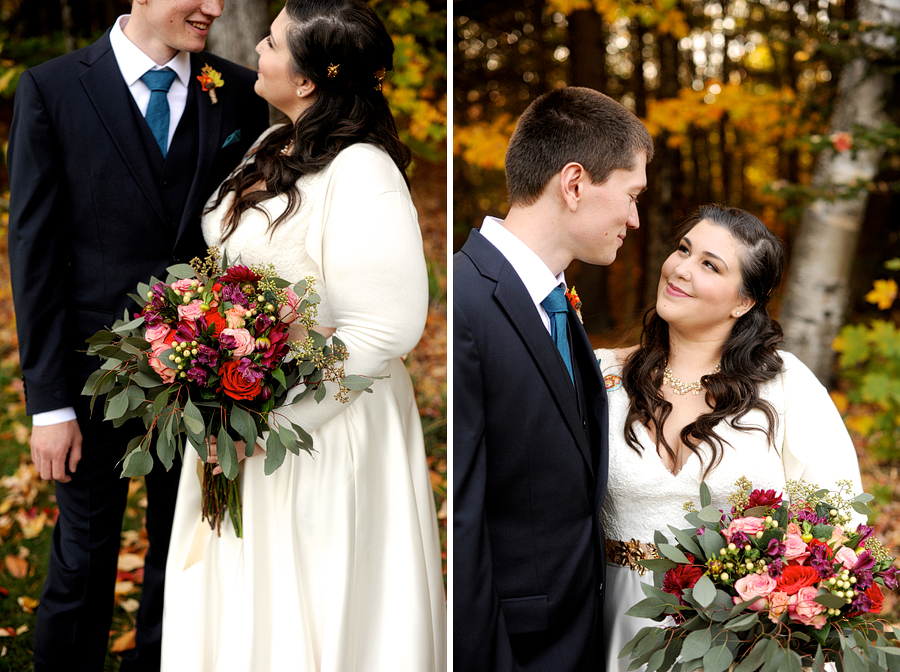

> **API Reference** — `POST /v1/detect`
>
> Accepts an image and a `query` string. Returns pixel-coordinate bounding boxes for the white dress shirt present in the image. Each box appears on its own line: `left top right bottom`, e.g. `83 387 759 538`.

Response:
479 216 566 335
33 17 190 428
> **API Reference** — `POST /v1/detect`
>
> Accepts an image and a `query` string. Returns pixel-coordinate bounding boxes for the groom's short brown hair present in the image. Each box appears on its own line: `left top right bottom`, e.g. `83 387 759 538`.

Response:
505 87 654 207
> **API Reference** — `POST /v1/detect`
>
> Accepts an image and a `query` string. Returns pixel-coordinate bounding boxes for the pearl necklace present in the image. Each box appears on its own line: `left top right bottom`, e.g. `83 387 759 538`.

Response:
663 363 721 395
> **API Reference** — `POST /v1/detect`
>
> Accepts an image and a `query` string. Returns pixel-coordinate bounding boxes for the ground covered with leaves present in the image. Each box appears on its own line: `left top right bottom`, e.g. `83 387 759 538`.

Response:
0 158 447 670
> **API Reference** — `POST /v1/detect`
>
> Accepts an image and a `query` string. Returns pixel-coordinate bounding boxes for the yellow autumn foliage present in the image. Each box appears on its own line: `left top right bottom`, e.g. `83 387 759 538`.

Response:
865 279 898 310
545 0 689 37
453 115 518 171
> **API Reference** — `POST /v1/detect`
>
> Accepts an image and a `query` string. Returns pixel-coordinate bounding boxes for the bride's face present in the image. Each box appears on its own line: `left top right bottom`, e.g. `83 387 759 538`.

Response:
656 219 755 338
254 9 316 120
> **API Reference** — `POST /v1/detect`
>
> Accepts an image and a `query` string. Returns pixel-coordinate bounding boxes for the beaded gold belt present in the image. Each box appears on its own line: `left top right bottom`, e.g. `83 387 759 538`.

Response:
605 539 660 576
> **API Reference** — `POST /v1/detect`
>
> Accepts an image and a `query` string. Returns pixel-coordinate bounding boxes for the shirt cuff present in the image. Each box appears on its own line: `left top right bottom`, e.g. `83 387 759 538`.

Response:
32 407 77 426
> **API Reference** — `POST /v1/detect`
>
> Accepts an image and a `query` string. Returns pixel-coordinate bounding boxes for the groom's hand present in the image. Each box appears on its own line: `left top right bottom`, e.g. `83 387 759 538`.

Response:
31 420 83 482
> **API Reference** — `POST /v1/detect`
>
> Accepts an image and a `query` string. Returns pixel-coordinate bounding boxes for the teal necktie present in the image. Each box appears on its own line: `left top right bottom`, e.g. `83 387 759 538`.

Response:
541 286 574 384
140 68 177 157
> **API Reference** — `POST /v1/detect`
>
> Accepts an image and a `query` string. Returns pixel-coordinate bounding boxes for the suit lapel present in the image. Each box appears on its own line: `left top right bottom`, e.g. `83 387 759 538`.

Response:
79 35 167 226
177 53 224 244
484 246 594 476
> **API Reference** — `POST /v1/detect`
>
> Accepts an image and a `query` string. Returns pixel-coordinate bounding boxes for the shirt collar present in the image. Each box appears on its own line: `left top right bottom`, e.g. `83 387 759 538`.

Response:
110 14 192 88
480 216 566 307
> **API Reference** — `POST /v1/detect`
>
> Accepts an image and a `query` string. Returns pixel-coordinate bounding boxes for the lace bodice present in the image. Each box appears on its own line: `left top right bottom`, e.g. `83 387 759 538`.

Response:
595 348 863 545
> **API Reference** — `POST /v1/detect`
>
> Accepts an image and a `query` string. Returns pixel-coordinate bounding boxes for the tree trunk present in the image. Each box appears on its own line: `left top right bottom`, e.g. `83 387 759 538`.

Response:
207 0 269 70
779 0 900 382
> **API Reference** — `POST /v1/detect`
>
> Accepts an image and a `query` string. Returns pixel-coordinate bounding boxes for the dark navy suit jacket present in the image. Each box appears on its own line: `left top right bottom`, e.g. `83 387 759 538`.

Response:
453 228 609 671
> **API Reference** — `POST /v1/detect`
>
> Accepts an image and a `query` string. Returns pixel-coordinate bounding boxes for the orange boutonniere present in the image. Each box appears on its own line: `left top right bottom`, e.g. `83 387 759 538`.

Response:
566 286 583 323
196 64 224 104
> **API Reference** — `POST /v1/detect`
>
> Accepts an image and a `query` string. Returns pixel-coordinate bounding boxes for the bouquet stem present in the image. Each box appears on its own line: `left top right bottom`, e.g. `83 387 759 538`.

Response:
200 464 243 538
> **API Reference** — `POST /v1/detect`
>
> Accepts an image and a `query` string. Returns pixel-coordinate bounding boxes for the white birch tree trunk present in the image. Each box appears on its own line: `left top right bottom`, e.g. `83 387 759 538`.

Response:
779 0 900 382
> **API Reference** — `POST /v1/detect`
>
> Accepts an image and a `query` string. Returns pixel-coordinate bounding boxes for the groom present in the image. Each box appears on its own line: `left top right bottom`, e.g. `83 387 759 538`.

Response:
454 86 653 671
6 1 268 670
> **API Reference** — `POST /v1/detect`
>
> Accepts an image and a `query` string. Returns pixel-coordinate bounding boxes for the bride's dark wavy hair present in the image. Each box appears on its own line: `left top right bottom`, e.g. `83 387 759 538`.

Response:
622 205 786 478
210 0 411 241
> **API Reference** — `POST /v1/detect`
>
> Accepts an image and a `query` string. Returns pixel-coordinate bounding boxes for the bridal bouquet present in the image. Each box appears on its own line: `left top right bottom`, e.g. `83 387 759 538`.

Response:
622 478 900 672
83 248 374 537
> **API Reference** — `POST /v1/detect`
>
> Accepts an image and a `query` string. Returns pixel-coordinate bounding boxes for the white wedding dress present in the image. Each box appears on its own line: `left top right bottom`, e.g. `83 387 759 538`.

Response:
595 348 863 672
160 129 446 671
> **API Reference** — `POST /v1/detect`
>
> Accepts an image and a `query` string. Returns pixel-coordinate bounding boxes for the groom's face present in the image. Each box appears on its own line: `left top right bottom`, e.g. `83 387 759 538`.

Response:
138 0 225 56
571 152 647 267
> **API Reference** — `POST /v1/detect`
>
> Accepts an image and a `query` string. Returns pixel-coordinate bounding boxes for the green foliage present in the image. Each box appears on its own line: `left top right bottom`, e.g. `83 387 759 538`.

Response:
834 260 900 461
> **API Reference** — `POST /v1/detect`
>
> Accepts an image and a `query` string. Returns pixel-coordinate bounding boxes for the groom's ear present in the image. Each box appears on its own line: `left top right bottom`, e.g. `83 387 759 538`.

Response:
558 162 586 212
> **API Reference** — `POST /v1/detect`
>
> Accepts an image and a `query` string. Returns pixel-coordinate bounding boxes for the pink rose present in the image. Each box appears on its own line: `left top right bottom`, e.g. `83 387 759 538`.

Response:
767 590 791 624
148 342 177 383
723 516 767 542
177 300 205 323
145 323 171 343
835 546 859 571
171 278 196 293
225 306 249 329
783 533 810 565
789 585 827 629
733 573 777 611
787 522 801 535
278 286 301 324
220 328 255 356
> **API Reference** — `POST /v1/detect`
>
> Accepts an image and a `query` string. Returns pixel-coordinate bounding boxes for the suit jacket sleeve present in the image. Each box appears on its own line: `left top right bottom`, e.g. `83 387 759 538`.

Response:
7 70 76 414
453 288 520 672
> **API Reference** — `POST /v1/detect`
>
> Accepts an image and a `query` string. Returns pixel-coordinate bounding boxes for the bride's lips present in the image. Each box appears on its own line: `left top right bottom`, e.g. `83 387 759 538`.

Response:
665 283 690 298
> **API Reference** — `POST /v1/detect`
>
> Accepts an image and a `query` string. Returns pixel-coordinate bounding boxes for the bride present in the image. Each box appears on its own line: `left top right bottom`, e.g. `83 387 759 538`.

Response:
159 1 446 670
596 205 863 671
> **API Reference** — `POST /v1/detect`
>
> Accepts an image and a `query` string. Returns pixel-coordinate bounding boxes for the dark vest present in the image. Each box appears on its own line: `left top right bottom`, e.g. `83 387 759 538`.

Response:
129 79 201 233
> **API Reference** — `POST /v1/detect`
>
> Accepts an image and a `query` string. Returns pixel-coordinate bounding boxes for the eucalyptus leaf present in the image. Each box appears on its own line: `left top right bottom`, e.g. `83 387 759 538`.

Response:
814 591 850 609
698 505 724 524
122 450 154 478
645 649 666 672
619 626 657 660
624 598 672 620
132 371 164 388
658 543 691 564
341 375 374 391
155 427 175 471
681 628 712 661
733 638 769 672
852 501 874 516
217 426 238 481
691 574 716 608
107 389 129 420
314 383 327 403
279 424 300 455
272 367 287 390
264 431 287 475
112 315 146 334
699 528 726 559
640 582 682 607
853 492 875 503
165 263 196 279
637 558 678 573
183 398 205 439
701 643 734 672
723 611 759 632
668 525 704 557
700 482 712 508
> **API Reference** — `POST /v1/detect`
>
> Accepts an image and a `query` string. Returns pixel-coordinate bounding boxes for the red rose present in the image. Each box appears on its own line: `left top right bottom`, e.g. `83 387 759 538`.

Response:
775 565 820 596
866 583 885 614
663 563 705 604
219 361 263 400
205 310 227 336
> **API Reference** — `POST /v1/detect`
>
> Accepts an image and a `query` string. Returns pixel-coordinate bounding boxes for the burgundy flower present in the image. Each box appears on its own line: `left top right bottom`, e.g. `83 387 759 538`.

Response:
796 508 827 526
878 565 899 590
856 524 875 545
767 558 785 578
747 489 782 510
662 562 705 606
807 540 835 578
254 314 273 333
236 357 265 383
175 323 196 341
222 283 249 308
196 344 219 368
220 265 261 284
767 538 786 557
186 366 208 386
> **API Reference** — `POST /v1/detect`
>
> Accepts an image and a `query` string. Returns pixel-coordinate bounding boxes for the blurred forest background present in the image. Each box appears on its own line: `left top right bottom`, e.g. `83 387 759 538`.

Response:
454 0 900 627
0 0 445 668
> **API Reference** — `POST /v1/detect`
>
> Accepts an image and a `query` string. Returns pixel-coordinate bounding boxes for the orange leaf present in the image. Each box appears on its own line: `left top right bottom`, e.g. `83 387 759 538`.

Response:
17 596 38 613
4 555 27 579
110 629 136 654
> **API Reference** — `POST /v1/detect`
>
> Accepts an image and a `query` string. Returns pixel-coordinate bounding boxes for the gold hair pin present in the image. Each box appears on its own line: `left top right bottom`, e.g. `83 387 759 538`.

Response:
374 67 386 91
327 63 340 78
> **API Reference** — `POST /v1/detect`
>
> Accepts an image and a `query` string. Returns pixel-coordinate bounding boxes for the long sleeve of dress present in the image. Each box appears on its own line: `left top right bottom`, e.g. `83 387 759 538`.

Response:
779 352 866 517
272 144 428 435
